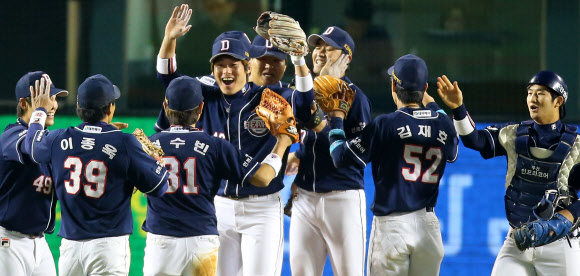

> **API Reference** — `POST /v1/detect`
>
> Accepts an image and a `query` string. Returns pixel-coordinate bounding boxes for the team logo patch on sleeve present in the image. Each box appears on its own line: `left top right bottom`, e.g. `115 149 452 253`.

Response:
1 237 9 247
244 113 269 137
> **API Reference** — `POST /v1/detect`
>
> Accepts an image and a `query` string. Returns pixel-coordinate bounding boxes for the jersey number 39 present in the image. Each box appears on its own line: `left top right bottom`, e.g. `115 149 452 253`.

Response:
402 144 442 184
64 157 107 198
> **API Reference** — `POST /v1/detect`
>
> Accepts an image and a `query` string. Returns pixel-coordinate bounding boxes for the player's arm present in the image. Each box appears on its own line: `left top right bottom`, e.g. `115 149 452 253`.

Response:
216 135 293 187
156 4 192 86
327 111 375 169
423 91 448 115
437 75 506 158
250 135 294 187
126 135 169 197
23 78 60 163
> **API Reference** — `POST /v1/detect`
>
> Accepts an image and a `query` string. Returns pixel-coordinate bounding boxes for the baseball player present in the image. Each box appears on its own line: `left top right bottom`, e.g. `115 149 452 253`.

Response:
284 26 372 275
25 75 170 276
328 54 458 276
249 35 289 87
0 72 67 276
437 72 580 275
155 5 314 275
142 76 295 276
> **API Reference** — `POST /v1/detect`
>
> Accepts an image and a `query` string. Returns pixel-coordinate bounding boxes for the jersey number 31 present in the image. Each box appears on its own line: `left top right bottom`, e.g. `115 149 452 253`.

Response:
402 144 442 184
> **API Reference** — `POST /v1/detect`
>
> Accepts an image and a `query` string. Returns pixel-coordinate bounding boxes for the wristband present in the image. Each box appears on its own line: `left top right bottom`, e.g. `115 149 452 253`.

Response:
291 55 305 66
261 153 283 176
30 108 47 127
295 73 313 92
157 55 177 74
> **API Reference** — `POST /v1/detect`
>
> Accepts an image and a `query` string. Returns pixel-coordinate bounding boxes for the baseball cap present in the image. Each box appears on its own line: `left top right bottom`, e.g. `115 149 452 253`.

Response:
308 26 355 57
165 76 204 111
252 35 287 60
77 74 121 109
387 54 429 92
209 31 267 63
15 71 68 100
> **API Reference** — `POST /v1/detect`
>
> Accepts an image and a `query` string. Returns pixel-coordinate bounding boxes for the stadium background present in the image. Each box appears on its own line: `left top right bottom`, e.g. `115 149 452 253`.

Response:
1 0 579 275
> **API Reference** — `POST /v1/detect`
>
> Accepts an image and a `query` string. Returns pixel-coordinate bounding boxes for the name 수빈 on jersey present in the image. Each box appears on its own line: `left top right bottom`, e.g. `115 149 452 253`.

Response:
194 140 209 155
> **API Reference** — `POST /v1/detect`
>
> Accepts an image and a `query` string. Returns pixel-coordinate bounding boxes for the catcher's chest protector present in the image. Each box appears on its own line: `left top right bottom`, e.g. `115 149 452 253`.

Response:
505 121 578 227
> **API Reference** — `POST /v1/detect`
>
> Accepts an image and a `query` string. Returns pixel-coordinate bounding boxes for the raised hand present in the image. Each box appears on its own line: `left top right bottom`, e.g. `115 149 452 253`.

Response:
436 75 463 109
320 54 349 78
29 77 54 111
165 4 192 40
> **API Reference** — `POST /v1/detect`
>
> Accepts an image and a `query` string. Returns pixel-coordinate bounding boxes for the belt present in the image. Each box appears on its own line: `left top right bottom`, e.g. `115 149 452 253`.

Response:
227 195 249 200
426 207 434 212
0 227 44 239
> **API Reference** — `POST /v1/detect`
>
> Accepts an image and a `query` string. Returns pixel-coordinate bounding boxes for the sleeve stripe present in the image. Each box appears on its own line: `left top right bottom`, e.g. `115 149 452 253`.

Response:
453 115 475 136
483 128 497 157
143 170 169 194
345 142 366 167
14 135 25 164
30 130 40 164
241 162 260 187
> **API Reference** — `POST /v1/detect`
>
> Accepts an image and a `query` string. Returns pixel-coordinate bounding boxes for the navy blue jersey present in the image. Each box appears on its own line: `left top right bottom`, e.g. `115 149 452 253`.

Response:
143 126 260 237
155 72 313 197
0 119 56 235
330 106 458 216
294 77 372 192
452 104 580 225
26 121 169 240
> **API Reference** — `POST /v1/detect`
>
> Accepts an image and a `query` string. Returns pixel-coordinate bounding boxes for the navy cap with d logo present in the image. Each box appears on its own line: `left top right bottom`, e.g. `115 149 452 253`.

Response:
209 31 267 63
15 71 68 100
387 54 428 92
252 35 287 60
165 76 204 111
308 26 355 57
77 74 121 109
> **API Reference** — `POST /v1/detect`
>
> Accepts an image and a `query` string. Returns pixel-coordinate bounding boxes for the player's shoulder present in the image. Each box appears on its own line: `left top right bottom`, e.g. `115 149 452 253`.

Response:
0 122 27 142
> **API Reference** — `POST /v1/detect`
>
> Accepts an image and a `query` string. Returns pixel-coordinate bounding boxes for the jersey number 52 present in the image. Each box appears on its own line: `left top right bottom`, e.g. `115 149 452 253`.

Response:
402 144 442 184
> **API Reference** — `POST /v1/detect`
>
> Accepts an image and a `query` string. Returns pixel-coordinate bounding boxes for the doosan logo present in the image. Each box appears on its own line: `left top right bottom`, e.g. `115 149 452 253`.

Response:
244 113 269 137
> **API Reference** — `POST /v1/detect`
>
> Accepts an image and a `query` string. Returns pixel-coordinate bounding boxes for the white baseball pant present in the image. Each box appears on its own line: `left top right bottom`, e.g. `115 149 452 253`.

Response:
214 193 283 276
367 208 444 276
143 233 219 276
58 235 130 276
289 188 367 276
0 226 56 276
491 228 580 275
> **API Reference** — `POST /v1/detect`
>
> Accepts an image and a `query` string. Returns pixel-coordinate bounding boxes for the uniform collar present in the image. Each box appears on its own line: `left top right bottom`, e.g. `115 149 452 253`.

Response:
17 118 29 127
533 120 562 134
77 121 119 133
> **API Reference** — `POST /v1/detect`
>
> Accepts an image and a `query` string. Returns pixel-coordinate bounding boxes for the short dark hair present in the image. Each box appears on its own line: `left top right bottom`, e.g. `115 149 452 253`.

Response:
165 106 202 126
395 83 424 105
16 97 31 118
546 89 566 119
76 101 115 123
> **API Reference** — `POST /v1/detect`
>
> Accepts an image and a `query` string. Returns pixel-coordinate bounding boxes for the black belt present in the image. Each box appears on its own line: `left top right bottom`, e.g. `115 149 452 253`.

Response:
426 207 434 212
226 195 249 200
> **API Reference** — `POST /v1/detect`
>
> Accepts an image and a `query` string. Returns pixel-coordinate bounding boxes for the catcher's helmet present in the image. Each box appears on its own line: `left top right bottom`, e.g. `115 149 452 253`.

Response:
528 70 568 119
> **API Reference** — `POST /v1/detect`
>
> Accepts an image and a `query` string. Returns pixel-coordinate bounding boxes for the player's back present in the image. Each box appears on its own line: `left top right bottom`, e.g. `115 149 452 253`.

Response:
30 122 168 240
145 127 227 237
370 107 458 215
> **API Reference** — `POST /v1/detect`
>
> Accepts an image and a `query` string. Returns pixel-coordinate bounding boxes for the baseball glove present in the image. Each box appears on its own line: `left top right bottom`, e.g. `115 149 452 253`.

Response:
255 88 299 143
513 213 573 251
133 128 165 164
313 75 356 114
254 11 308 56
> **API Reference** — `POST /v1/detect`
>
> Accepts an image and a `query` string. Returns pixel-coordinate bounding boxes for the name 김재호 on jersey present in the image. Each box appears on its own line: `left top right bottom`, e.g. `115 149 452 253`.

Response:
398 125 449 145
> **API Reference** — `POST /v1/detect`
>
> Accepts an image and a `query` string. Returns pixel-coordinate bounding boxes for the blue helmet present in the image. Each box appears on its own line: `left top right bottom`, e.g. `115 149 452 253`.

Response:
528 70 568 119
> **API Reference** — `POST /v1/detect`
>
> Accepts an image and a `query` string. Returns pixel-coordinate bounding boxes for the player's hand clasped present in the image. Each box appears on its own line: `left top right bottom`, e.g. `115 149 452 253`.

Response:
255 88 300 143
313 75 356 118
513 213 573 251
254 12 308 56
